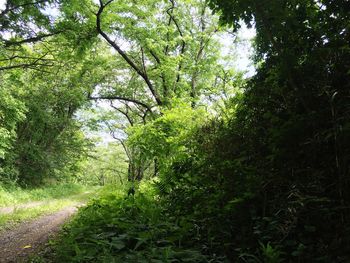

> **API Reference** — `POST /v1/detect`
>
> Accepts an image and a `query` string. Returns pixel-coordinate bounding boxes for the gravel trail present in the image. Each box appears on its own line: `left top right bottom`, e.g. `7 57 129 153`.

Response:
0 206 79 263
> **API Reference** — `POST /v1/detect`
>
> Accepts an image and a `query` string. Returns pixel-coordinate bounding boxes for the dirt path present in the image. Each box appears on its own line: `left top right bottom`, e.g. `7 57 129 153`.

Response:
0 205 79 263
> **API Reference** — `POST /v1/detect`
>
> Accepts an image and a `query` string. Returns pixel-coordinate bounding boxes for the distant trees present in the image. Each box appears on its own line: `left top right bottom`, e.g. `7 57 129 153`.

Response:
76 143 128 186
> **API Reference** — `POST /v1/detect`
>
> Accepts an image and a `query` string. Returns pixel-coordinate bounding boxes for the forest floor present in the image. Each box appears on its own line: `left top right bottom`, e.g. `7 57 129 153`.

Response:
0 190 93 263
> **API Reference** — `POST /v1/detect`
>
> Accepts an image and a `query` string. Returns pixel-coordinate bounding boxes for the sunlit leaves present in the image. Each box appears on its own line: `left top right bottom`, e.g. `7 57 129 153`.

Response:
128 103 207 171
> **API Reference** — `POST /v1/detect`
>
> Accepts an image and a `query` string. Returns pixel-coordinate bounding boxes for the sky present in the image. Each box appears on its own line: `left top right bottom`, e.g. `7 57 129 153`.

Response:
0 0 5 10
222 25 256 76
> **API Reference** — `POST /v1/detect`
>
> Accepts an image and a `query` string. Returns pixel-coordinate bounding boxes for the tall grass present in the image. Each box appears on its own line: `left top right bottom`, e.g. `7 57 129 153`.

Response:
0 183 88 207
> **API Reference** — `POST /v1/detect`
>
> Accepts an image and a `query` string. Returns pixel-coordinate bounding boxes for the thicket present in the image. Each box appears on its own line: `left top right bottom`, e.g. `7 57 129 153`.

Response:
153 0 350 260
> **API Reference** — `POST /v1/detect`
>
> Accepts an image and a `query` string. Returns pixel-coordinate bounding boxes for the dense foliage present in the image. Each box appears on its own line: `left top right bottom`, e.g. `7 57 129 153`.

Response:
204 0 350 260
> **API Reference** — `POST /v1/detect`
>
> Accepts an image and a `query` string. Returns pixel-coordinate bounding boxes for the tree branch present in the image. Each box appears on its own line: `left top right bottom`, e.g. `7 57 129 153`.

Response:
149 50 169 99
0 54 54 71
166 0 186 88
96 0 163 106
110 101 134 126
88 94 153 114
2 31 63 47
0 0 48 16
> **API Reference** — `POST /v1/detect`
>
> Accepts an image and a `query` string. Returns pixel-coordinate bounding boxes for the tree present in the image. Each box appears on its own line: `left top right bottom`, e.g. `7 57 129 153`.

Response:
93 0 226 108
76 142 128 186
87 0 242 181
0 23 118 185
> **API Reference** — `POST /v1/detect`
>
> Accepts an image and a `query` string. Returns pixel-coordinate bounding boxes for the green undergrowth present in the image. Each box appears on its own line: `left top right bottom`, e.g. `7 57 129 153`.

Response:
0 183 89 207
47 183 225 263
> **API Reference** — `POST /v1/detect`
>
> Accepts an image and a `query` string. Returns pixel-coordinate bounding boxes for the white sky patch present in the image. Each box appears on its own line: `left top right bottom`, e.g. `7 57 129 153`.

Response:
41 3 61 20
217 23 256 77
0 0 6 11
236 25 256 77
1 31 13 40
